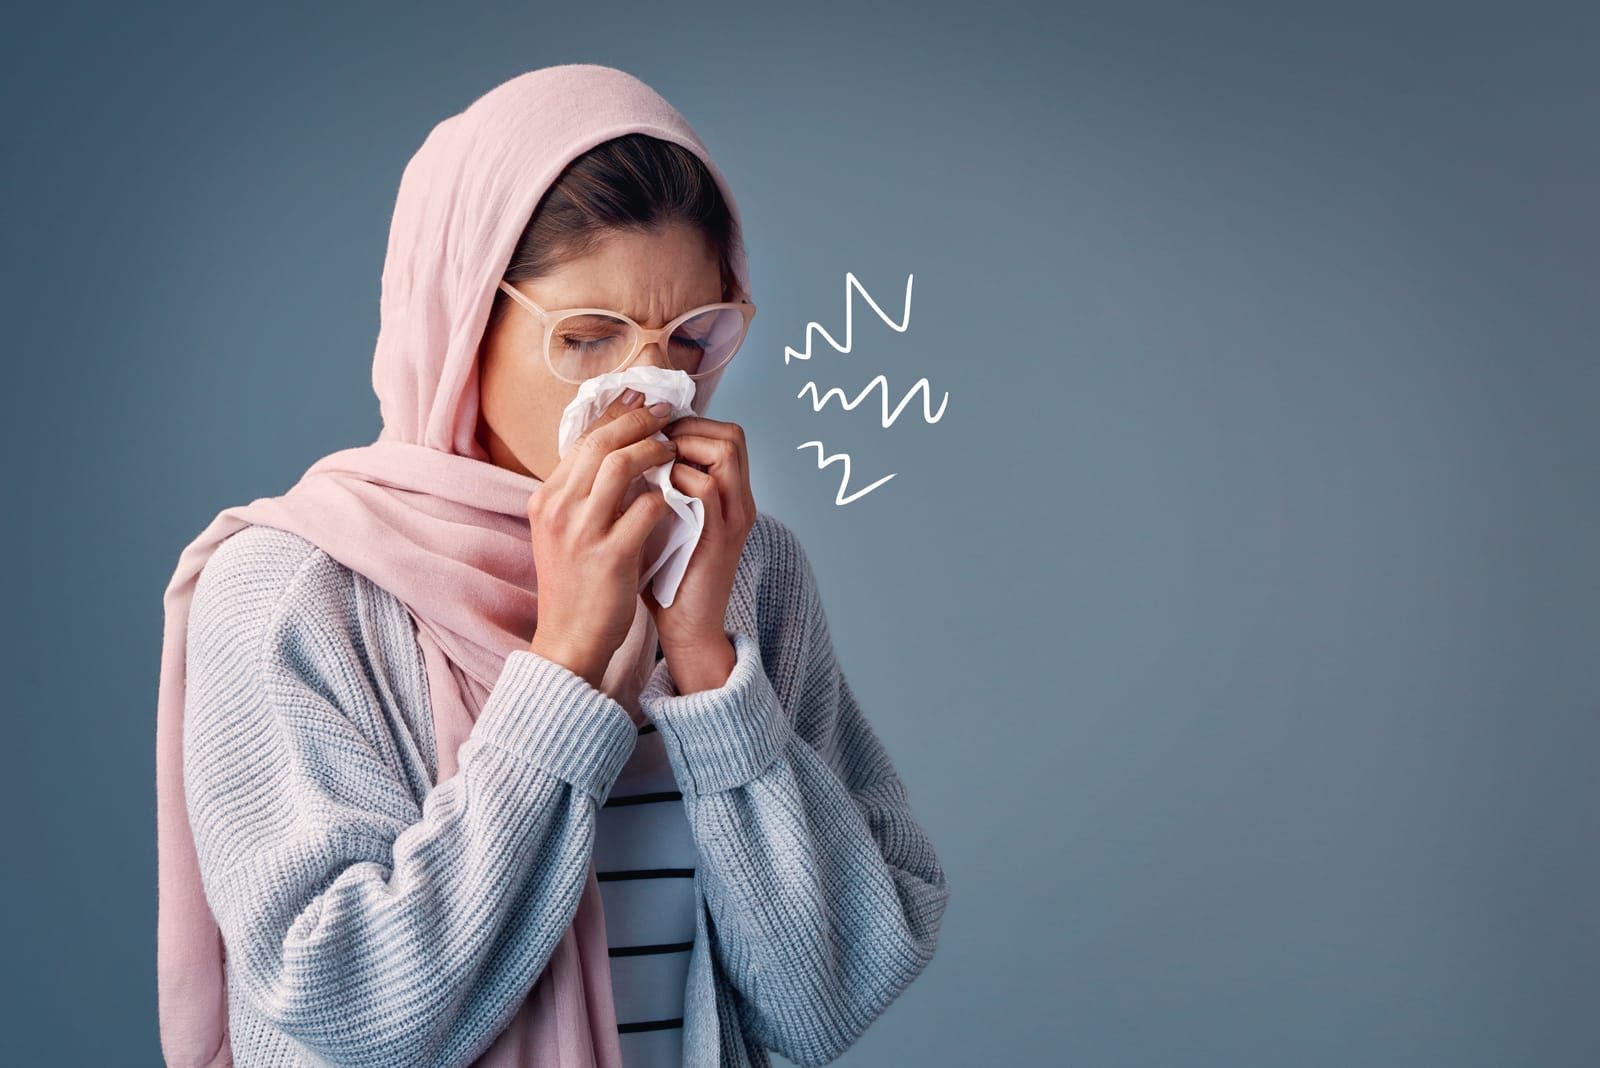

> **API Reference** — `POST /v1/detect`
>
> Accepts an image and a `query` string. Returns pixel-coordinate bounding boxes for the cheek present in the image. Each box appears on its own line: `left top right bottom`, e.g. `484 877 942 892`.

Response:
481 345 537 420
495 367 575 447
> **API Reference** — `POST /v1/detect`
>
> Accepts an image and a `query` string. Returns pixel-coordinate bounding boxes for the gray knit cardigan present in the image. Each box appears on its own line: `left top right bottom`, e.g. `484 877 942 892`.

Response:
182 511 949 1067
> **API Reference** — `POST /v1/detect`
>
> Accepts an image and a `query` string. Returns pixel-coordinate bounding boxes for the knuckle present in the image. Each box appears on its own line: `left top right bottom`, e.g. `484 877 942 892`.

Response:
527 495 555 528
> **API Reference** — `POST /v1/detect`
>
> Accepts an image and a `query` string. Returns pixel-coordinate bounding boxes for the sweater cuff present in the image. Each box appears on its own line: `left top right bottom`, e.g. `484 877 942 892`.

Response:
470 649 638 805
639 629 791 796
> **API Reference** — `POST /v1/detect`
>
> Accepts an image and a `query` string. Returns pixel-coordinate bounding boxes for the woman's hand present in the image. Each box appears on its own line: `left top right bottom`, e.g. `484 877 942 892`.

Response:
527 391 679 689
642 415 757 693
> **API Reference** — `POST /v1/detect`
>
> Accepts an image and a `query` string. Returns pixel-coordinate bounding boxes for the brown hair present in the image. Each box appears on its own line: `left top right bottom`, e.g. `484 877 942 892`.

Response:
489 133 743 330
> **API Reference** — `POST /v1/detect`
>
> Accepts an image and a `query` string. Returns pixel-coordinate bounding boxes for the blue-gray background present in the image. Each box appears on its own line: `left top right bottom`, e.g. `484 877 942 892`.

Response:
3 2 1596 1065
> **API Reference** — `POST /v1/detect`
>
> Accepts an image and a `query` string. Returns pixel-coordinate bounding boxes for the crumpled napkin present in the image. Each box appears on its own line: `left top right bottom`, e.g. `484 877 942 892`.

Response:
555 366 703 607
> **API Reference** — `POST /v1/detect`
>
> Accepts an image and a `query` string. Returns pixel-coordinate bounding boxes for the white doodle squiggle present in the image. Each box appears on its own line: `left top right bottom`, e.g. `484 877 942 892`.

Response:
797 374 949 428
788 271 945 506
796 440 898 506
784 272 914 364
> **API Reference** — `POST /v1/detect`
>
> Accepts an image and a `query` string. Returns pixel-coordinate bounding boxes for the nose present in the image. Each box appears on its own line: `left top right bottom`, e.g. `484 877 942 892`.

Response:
631 335 674 371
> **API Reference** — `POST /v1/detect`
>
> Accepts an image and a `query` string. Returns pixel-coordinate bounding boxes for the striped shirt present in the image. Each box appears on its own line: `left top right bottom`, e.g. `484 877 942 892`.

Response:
594 684 698 1065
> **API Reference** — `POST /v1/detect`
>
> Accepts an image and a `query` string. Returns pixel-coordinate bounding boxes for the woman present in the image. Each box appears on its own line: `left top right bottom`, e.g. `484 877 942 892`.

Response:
156 64 948 1068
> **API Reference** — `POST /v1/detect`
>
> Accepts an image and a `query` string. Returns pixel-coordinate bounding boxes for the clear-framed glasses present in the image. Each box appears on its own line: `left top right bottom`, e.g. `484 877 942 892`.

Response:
495 280 757 385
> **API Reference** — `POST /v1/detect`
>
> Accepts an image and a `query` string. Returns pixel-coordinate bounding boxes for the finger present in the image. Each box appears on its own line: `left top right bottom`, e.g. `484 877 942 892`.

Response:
542 388 641 488
669 461 725 530
664 433 752 528
662 431 738 466
608 387 646 415
663 420 748 485
565 401 676 495
661 415 746 448
582 435 678 529
664 431 740 489
609 484 674 558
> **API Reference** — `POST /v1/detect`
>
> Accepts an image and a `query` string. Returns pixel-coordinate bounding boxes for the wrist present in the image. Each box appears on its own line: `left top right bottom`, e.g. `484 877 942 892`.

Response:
663 632 737 694
529 633 609 690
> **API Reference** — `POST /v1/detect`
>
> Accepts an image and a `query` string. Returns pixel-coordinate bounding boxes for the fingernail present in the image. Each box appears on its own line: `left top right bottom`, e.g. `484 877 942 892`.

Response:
648 401 672 416
620 389 642 406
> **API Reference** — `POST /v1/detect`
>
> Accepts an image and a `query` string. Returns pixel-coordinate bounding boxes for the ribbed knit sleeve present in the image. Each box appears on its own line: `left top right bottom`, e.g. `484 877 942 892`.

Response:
182 531 637 1068
637 515 950 1067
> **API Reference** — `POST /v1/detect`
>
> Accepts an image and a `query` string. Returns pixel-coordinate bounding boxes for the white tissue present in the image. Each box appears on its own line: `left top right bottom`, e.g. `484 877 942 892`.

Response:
555 366 703 608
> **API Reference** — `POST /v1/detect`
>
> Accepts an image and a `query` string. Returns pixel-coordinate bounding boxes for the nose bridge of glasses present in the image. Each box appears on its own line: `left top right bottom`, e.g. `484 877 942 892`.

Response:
624 321 667 369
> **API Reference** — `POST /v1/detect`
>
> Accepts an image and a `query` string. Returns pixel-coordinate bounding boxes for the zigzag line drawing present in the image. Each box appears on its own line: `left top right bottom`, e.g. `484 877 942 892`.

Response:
796 441 897 506
797 374 949 428
783 272 914 365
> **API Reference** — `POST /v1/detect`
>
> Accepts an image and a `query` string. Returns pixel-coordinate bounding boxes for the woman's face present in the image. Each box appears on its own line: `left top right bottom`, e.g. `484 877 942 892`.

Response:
475 221 724 481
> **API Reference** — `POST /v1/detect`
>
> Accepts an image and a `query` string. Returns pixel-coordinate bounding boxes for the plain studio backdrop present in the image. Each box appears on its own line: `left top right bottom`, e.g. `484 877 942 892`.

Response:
2 2 1597 1065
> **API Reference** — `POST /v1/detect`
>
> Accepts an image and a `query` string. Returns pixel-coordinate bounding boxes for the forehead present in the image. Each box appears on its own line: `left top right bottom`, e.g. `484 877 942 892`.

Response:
531 224 722 323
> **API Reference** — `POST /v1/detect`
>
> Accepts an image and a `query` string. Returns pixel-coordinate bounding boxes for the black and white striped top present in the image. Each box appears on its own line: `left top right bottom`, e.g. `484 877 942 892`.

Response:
594 657 698 1067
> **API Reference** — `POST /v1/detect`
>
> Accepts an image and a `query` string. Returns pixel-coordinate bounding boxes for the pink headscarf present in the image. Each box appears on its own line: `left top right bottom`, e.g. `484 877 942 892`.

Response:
155 64 750 1067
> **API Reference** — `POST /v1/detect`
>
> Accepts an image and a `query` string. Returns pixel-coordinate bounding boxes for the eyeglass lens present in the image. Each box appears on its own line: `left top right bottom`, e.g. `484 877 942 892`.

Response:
549 308 745 381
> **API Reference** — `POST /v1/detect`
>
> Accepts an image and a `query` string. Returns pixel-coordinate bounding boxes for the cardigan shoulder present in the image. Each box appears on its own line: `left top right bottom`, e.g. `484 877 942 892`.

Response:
188 523 325 661
191 523 369 650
